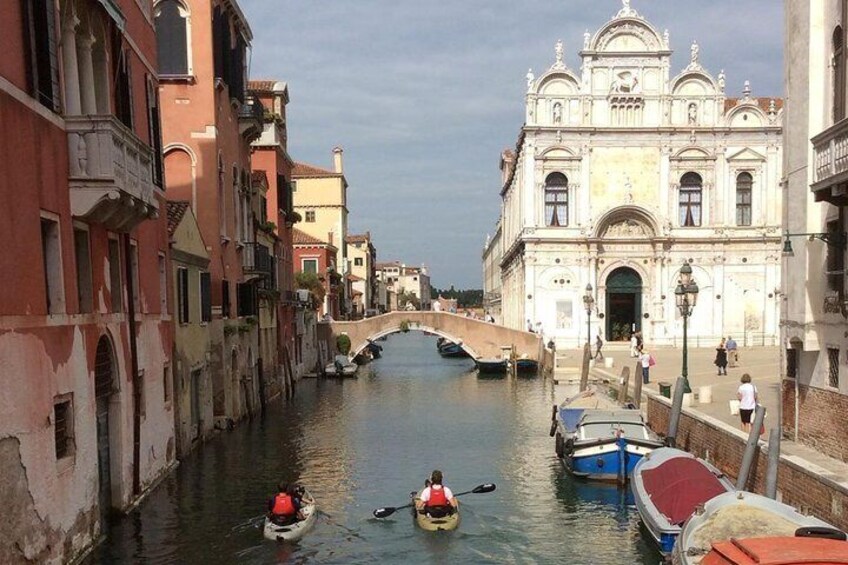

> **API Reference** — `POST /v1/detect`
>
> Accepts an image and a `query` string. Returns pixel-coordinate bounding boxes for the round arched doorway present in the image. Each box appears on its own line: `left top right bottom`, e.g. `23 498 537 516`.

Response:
605 267 642 341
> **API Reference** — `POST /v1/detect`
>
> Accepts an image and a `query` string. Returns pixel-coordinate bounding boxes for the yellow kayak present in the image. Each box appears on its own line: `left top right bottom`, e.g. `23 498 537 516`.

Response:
412 493 460 532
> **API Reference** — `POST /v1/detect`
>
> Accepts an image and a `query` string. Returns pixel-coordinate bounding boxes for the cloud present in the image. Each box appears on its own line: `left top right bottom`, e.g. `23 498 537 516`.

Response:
240 0 783 287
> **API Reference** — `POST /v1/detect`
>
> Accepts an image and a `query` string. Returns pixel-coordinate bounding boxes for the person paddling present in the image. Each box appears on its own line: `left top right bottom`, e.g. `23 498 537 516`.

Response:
416 470 458 518
268 482 302 526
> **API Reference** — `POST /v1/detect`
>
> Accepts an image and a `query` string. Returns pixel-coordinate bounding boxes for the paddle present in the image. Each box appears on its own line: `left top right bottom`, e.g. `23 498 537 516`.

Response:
372 483 496 519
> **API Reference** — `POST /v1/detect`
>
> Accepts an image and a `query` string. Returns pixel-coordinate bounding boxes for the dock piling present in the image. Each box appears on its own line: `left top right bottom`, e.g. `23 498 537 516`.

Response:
765 427 781 499
618 366 630 405
736 404 767 491
579 343 590 392
632 362 643 409
665 376 687 448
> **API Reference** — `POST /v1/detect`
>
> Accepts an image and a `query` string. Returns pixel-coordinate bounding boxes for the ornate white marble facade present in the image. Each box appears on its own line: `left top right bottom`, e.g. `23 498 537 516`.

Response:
493 1 783 347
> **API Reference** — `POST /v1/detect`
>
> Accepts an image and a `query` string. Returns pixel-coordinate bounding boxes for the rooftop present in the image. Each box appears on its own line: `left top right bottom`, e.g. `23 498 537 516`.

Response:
292 162 340 178
166 200 190 237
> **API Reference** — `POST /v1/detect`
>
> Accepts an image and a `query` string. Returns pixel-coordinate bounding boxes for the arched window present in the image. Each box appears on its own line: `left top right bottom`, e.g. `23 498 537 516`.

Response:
155 0 189 75
679 172 702 227
834 26 845 121
735 172 753 226
544 173 569 227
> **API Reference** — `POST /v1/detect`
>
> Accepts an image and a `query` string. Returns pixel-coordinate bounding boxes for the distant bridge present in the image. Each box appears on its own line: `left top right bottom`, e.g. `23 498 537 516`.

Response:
328 311 546 364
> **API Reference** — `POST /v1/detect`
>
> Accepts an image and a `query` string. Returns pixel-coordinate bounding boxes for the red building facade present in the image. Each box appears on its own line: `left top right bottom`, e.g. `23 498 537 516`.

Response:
0 0 173 561
293 228 341 319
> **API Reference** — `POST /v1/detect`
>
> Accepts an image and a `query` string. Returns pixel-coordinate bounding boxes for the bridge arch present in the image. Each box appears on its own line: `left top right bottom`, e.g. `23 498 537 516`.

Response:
350 323 480 359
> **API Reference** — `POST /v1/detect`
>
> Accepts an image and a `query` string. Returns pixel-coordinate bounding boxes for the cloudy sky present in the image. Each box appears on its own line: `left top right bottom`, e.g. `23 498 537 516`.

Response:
240 0 783 288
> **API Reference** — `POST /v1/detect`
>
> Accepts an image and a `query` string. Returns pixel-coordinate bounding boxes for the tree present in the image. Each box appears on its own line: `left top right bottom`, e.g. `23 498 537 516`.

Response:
398 290 420 310
296 271 326 308
430 286 483 308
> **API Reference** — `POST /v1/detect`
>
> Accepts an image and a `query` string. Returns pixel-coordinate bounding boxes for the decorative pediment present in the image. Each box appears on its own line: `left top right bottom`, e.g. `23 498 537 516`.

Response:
726 147 767 162
602 219 652 239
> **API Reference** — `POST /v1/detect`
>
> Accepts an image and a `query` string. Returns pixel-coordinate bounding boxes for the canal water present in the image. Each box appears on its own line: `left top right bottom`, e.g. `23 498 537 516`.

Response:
89 332 661 564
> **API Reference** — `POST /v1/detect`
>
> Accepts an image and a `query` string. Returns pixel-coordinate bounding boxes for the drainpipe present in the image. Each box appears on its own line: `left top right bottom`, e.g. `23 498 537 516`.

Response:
124 234 142 496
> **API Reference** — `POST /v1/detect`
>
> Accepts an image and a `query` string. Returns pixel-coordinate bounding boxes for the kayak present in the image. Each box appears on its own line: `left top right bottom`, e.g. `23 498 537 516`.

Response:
262 490 317 542
411 492 460 532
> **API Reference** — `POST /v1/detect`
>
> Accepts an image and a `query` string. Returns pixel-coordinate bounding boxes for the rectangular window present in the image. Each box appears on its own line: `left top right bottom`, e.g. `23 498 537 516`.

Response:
544 190 568 227
826 219 845 292
177 267 189 324
21 0 60 111
163 365 171 404
679 187 702 227
108 238 123 312
736 176 753 227
130 242 140 312
113 41 134 130
40 216 64 314
73 227 93 313
237 282 257 317
159 253 167 315
354 257 363 267
828 348 840 388
302 259 318 274
53 396 74 460
200 271 212 322
305 210 316 223
786 348 798 379
222 279 231 318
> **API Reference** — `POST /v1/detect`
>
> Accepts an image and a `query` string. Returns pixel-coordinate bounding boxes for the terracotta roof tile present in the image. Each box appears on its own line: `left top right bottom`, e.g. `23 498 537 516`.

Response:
347 273 364 282
248 80 277 92
166 201 190 237
292 162 339 178
724 97 784 114
345 232 371 244
293 228 329 246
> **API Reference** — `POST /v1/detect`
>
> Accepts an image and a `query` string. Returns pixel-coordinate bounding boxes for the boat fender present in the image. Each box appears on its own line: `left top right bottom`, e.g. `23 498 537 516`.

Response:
555 433 564 458
795 526 848 541
551 405 557 421
549 421 557 437
564 438 574 455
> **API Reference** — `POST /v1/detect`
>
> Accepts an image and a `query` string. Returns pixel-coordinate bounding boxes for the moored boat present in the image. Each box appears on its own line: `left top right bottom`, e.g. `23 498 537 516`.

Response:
552 392 663 482
673 491 843 565
437 341 467 358
324 355 358 377
262 489 317 542
475 358 508 374
632 447 734 554
515 357 539 373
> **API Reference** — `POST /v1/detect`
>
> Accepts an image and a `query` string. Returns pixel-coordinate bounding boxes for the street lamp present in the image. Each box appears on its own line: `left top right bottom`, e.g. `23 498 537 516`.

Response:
675 263 699 394
583 284 595 347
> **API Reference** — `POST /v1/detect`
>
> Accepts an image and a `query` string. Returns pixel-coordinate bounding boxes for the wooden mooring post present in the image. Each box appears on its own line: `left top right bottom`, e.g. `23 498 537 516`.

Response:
579 343 590 392
665 376 687 448
618 366 630 405
632 361 643 409
736 405 767 491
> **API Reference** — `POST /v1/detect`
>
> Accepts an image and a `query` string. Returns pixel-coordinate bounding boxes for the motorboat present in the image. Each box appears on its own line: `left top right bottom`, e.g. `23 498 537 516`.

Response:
699 534 848 564
324 355 358 377
437 340 468 358
514 357 539 373
475 358 508 374
632 447 734 554
552 393 663 482
262 489 317 542
673 491 843 564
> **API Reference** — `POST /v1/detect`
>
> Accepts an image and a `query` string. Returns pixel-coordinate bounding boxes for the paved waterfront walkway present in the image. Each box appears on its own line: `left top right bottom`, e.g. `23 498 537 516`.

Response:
553 344 848 490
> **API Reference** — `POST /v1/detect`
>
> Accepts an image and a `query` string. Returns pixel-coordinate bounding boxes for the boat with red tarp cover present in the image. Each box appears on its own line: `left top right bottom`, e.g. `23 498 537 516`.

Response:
702 535 848 564
633 447 734 554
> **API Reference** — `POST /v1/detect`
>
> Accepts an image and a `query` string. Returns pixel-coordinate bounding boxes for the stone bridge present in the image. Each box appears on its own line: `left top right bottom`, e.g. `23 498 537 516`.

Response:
328 311 545 363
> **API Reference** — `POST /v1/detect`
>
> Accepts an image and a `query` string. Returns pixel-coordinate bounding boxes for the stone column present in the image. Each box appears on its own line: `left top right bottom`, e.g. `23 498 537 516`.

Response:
76 33 97 115
61 15 82 116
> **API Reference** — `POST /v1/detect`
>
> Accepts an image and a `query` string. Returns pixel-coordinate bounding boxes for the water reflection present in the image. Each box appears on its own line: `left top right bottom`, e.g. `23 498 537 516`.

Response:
89 332 660 564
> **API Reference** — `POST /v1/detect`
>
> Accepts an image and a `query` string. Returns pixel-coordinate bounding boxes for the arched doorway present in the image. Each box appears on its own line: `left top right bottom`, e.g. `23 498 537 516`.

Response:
94 336 116 529
605 267 642 341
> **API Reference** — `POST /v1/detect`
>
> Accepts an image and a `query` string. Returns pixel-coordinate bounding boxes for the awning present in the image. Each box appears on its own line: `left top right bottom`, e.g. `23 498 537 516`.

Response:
96 0 126 31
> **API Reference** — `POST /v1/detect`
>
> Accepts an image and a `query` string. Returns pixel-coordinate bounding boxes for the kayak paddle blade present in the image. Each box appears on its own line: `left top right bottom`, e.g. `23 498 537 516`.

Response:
472 483 497 494
372 507 397 519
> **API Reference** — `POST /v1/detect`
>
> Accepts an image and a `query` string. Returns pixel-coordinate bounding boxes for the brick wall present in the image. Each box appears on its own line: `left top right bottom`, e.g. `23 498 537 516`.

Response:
782 379 848 463
646 395 848 532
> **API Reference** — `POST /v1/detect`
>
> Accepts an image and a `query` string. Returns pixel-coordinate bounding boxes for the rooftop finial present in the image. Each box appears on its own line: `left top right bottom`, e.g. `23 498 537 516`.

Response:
743 80 752 99
690 40 699 65
617 0 637 17
552 39 566 70
526 68 535 91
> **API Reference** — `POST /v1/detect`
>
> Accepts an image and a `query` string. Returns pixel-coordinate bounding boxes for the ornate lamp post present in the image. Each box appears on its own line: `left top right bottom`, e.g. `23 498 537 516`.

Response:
583 284 595 347
675 263 699 394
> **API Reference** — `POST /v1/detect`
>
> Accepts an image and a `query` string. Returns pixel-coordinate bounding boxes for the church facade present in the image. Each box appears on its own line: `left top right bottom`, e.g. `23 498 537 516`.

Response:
489 1 783 347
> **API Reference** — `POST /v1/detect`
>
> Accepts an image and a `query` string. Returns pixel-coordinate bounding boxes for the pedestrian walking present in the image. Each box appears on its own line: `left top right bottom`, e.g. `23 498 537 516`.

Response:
638 347 653 384
714 338 728 375
527 319 534 333
594 333 604 360
635 331 643 351
726 336 738 367
629 332 639 358
737 373 758 433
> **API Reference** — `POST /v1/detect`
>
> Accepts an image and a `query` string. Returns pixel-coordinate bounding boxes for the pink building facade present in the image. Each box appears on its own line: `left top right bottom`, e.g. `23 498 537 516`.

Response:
0 0 174 561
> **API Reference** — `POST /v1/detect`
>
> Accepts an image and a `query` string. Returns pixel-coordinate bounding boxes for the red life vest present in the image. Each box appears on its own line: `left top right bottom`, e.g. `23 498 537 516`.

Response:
427 485 449 507
272 493 296 516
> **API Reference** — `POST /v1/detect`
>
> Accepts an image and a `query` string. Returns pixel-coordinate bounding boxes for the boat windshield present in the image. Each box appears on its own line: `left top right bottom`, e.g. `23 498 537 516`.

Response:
580 422 647 440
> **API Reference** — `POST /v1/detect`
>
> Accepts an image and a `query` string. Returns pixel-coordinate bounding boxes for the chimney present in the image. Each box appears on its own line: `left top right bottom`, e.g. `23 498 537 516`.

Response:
328 231 334 246
332 146 344 174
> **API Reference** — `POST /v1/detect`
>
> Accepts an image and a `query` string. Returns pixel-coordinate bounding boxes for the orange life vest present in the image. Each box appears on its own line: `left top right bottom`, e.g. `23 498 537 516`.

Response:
427 485 449 507
272 493 296 516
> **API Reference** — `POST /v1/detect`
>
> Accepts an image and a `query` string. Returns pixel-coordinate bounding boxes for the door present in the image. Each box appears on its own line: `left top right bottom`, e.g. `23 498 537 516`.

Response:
93 336 115 531
190 369 201 439
605 267 643 341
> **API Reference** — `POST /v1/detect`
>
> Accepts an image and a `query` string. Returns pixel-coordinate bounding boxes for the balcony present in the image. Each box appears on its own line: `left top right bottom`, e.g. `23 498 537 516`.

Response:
811 118 848 205
67 115 159 232
239 95 265 142
243 242 274 279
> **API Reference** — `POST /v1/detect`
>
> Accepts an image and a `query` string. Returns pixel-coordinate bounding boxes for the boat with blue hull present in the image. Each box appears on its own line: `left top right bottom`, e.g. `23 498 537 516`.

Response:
437 341 468 358
632 447 734 554
553 402 663 483
475 358 508 375
514 358 538 373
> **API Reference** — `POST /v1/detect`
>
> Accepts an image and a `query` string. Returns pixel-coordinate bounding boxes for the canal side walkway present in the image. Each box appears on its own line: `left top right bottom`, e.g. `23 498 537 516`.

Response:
553 345 848 496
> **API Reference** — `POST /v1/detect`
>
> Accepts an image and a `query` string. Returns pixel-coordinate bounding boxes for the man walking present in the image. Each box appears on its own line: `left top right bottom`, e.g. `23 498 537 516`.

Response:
594 333 604 360
726 336 738 368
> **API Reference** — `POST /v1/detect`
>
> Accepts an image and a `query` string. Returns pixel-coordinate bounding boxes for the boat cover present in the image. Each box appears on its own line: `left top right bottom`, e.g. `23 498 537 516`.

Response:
705 537 848 565
641 457 729 525
558 408 584 433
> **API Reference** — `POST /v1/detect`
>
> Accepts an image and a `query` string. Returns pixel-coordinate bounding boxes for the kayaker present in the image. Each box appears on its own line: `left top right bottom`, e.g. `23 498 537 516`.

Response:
268 482 302 525
416 470 458 517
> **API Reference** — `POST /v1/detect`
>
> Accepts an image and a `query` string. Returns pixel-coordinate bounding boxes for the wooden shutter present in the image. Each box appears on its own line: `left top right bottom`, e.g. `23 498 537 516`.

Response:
146 75 164 187
200 272 211 322
21 0 60 111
